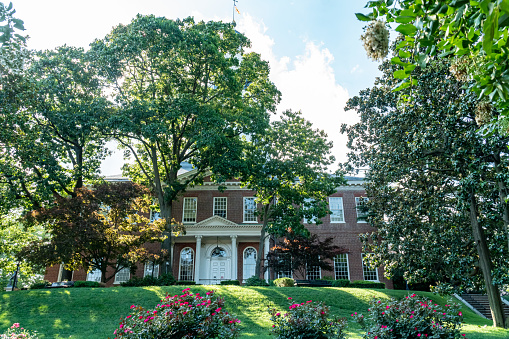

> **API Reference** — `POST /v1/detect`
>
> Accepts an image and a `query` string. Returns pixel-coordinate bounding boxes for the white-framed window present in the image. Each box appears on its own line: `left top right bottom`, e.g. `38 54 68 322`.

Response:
329 197 344 223
179 247 194 281
213 197 227 218
306 263 321 280
355 197 369 223
144 262 160 278
302 198 314 224
243 197 257 223
362 253 379 281
182 197 197 223
334 253 350 280
114 267 130 284
277 254 292 278
243 247 257 281
86 268 102 282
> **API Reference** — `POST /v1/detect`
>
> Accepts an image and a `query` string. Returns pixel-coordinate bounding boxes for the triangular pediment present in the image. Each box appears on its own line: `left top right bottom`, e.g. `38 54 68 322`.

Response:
190 215 239 228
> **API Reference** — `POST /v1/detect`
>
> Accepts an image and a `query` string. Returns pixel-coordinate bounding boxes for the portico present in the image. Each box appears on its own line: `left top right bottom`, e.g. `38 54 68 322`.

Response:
172 215 269 284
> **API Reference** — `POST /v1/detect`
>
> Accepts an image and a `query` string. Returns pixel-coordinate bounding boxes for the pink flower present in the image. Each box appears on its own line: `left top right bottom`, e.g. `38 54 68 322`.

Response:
410 315 413 319
288 297 292 300
458 312 462 316
276 313 281 316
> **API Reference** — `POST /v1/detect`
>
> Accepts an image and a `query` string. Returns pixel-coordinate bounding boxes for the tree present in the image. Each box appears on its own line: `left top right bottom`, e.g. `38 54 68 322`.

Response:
22 182 166 284
356 0 509 133
0 212 46 289
90 15 281 273
342 54 509 327
0 45 111 214
240 110 344 278
266 232 345 279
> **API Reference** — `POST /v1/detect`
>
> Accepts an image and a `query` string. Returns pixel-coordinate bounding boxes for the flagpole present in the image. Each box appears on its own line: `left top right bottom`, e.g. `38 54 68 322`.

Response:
233 0 238 23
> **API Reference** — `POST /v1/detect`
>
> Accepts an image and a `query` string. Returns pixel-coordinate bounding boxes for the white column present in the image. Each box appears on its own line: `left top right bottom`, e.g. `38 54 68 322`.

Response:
264 235 270 281
194 236 202 284
230 235 237 280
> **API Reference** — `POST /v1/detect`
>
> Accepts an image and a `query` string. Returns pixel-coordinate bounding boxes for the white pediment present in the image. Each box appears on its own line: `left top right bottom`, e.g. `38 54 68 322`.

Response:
188 215 239 228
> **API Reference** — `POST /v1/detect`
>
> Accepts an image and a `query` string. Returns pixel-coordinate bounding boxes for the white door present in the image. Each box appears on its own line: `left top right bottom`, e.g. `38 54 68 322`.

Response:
210 258 230 284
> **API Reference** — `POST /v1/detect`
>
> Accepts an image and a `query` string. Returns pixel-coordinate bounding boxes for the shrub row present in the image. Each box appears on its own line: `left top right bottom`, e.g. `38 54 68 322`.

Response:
120 274 176 287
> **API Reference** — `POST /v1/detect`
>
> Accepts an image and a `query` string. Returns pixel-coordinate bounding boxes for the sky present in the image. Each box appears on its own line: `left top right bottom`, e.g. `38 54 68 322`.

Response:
13 0 381 175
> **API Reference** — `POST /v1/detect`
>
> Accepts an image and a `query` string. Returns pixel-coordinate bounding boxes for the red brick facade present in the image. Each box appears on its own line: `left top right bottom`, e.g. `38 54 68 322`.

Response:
44 177 393 288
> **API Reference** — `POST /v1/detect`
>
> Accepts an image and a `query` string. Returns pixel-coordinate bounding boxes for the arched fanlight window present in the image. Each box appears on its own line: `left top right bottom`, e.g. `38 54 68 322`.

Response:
179 247 194 281
211 247 226 258
243 247 257 281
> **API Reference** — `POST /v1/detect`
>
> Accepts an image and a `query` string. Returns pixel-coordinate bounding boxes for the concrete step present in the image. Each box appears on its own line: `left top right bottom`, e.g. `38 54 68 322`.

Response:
460 294 509 320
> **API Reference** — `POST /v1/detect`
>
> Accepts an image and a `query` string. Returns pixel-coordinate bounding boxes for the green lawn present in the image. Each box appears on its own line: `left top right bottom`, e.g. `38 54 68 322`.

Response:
0 286 507 338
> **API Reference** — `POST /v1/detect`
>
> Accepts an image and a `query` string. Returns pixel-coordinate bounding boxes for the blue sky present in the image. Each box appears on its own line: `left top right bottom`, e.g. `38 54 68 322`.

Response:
14 0 381 174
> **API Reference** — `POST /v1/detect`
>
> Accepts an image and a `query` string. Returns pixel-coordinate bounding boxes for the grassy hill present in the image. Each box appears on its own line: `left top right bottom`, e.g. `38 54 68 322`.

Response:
0 286 507 338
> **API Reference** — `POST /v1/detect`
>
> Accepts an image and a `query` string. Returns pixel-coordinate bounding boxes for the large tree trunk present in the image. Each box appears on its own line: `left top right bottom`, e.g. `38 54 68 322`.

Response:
255 204 270 279
468 190 506 328
160 201 173 275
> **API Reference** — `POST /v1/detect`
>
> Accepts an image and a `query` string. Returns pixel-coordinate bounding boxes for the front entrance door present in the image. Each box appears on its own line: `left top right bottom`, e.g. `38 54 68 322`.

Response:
209 246 231 284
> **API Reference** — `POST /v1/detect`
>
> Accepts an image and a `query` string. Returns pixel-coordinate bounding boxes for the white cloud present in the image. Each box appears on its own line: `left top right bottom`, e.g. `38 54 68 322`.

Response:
238 14 357 167
350 64 360 74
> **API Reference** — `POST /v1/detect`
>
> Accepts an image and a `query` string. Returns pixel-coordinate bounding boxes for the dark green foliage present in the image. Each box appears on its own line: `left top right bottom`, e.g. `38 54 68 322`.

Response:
273 278 295 287
244 276 269 286
29 281 50 289
74 281 101 288
157 273 176 286
349 281 385 289
174 281 196 286
354 294 465 338
332 279 351 288
220 280 240 286
121 274 176 287
268 298 347 338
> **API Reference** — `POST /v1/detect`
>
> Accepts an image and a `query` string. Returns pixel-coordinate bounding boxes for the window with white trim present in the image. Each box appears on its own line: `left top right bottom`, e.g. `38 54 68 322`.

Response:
302 198 314 224
86 268 102 282
306 263 321 280
213 197 227 218
114 267 130 284
243 197 257 223
182 198 197 223
362 253 379 281
334 254 349 280
144 262 160 278
179 247 194 281
243 247 257 281
355 197 369 222
329 197 344 223
150 210 161 222
277 254 292 278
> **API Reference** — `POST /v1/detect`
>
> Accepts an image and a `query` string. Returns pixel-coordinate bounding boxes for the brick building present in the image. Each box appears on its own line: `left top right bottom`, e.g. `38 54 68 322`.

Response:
44 170 392 288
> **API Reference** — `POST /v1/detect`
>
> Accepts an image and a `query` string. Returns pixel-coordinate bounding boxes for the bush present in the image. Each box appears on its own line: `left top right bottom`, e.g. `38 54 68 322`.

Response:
220 280 240 286
350 280 385 289
332 279 350 287
74 280 102 288
1 323 39 338
321 276 335 281
353 293 468 339
121 274 177 287
29 281 50 289
244 276 269 286
158 273 176 286
273 278 294 287
268 297 347 339
175 280 196 286
113 288 241 338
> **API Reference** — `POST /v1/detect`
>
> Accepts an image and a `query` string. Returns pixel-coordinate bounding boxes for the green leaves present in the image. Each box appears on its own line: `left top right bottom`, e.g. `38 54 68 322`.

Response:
395 23 417 35
355 13 372 21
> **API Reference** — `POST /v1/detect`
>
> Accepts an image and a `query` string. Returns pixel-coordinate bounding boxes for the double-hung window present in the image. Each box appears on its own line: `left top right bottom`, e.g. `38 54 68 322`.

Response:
114 267 130 284
213 197 227 218
362 253 379 281
144 262 159 278
183 197 197 223
243 197 257 223
334 254 350 280
355 197 369 222
329 197 344 223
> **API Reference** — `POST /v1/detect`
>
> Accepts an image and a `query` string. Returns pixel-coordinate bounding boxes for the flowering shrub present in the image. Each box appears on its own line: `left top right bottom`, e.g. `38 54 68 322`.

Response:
353 294 468 338
113 288 241 339
273 278 294 287
268 297 347 339
1 323 39 339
